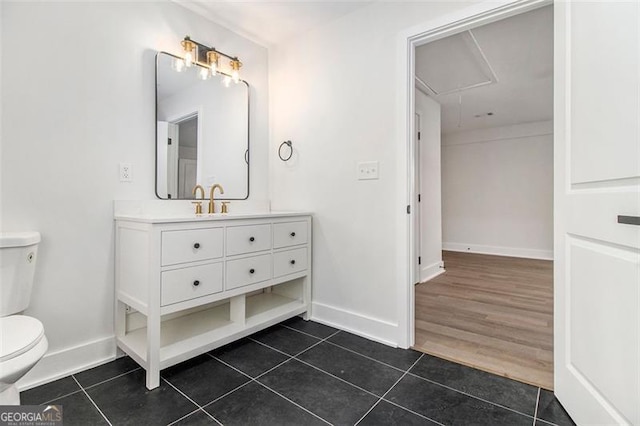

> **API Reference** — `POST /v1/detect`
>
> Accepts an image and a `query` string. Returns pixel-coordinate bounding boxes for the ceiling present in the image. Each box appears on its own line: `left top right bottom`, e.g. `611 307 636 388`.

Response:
173 0 374 47
415 5 553 135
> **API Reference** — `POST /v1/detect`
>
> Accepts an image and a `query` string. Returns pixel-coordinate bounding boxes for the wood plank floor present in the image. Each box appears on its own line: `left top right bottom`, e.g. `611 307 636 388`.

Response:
414 251 554 390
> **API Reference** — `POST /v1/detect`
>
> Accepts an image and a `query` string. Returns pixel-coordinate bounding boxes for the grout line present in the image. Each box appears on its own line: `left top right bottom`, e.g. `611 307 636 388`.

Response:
280 323 338 341
281 322 413 374
209 352 333 425
71 376 113 426
162 378 223 426
40 388 84 406
40 366 143 405
533 387 541 426
250 331 393 400
165 408 203 426
82 367 143 391
354 354 446 426
403 371 537 420
324 339 408 373
254 381 333 425
208 353 259 381
199 380 254 411
382 398 448 426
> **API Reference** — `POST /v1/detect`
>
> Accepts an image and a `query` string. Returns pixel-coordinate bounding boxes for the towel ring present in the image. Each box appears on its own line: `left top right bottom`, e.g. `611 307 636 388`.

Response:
278 140 293 161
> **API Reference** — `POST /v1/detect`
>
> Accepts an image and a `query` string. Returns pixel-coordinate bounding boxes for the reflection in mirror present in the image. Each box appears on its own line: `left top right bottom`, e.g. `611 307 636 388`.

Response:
156 52 249 200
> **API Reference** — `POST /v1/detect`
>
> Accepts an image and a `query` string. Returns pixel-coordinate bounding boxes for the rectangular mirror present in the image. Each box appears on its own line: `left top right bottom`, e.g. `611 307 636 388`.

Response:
156 52 249 200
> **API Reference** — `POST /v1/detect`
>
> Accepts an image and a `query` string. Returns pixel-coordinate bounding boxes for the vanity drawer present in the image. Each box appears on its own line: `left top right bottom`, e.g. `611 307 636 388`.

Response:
273 248 308 278
226 224 271 256
162 228 223 266
273 221 308 249
161 262 223 306
226 254 272 290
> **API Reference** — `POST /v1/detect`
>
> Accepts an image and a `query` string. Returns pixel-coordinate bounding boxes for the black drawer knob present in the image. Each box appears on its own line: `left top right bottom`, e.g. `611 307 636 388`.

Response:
249 268 255 274
193 280 200 286
194 243 200 249
290 260 296 265
290 232 296 237
249 237 255 242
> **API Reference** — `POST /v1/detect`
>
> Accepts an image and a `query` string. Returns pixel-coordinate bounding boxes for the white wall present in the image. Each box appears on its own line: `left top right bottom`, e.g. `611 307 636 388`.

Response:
416 90 443 282
441 121 553 259
268 2 475 344
0 1 269 388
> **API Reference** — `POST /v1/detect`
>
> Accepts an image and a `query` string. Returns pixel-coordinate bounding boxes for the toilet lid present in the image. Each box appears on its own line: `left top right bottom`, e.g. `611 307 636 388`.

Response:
0 315 45 362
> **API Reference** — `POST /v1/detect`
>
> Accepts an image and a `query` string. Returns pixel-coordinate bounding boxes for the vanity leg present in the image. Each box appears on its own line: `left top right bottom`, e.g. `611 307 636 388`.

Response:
230 295 246 326
146 314 161 390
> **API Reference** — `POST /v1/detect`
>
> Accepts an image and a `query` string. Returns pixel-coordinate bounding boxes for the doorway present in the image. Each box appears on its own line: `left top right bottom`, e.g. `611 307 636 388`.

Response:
412 4 554 389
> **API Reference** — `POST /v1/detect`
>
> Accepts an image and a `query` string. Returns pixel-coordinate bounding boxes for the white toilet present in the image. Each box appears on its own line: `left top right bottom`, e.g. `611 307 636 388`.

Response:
0 232 48 405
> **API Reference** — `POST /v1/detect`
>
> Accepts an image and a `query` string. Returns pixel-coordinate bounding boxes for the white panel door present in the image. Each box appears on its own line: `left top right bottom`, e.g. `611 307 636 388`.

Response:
555 2 640 425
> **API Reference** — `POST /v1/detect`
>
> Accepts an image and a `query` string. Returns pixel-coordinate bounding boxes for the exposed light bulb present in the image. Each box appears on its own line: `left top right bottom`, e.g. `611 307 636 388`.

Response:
207 51 219 78
181 37 196 68
222 75 231 87
172 58 185 72
199 67 209 80
230 58 242 84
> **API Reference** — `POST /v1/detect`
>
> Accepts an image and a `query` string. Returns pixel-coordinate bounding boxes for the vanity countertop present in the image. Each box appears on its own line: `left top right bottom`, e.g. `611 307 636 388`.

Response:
114 211 312 224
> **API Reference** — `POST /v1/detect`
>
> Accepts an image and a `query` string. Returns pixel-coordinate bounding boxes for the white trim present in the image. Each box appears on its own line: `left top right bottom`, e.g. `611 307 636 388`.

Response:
16 336 116 391
443 242 553 260
419 261 446 283
396 0 552 349
311 302 398 347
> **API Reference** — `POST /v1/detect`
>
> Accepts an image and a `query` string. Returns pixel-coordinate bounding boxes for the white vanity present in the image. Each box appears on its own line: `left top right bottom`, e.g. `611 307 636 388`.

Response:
114 211 311 389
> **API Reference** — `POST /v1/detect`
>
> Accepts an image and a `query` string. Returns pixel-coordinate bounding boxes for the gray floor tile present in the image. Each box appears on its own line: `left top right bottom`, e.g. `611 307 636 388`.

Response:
386 374 533 426
298 341 403 396
258 359 378 426
409 354 538 415
251 325 321 355
162 354 250 406
86 368 197 426
20 376 81 405
205 381 328 426
536 389 575 426
328 331 422 370
210 338 289 377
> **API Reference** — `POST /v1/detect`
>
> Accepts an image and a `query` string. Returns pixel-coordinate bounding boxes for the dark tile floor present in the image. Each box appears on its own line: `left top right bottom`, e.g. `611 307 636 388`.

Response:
21 318 575 426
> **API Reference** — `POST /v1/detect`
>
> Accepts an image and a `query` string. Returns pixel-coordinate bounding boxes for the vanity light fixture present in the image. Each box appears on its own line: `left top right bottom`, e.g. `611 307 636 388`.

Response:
174 35 243 85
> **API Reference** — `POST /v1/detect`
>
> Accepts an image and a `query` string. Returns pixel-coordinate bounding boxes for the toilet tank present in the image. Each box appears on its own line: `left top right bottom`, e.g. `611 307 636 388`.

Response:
0 232 41 316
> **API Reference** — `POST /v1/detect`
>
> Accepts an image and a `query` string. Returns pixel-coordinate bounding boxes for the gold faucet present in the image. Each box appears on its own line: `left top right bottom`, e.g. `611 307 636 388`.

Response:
208 184 225 214
192 184 205 200
191 185 206 214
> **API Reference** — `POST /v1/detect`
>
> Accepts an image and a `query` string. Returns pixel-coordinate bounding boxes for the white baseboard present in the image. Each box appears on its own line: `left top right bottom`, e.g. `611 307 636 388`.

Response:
17 336 117 391
443 242 553 260
311 302 398 347
420 261 445 283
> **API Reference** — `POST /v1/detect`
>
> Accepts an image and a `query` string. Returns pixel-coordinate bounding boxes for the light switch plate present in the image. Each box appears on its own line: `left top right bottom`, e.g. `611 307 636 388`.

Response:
357 161 379 180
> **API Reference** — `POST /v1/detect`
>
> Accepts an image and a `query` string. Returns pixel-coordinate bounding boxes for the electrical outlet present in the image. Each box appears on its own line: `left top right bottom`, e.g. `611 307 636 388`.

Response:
119 163 133 182
357 161 379 180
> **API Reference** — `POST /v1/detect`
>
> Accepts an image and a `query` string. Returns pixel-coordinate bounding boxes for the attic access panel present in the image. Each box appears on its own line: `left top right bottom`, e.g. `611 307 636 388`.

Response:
415 30 498 95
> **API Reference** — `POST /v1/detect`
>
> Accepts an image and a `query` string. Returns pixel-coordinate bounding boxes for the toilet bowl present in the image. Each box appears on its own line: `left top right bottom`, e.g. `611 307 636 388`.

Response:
0 316 49 404
0 232 48 405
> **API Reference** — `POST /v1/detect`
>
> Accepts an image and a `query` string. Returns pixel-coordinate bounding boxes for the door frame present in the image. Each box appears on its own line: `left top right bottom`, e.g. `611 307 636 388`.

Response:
396 0 552 349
